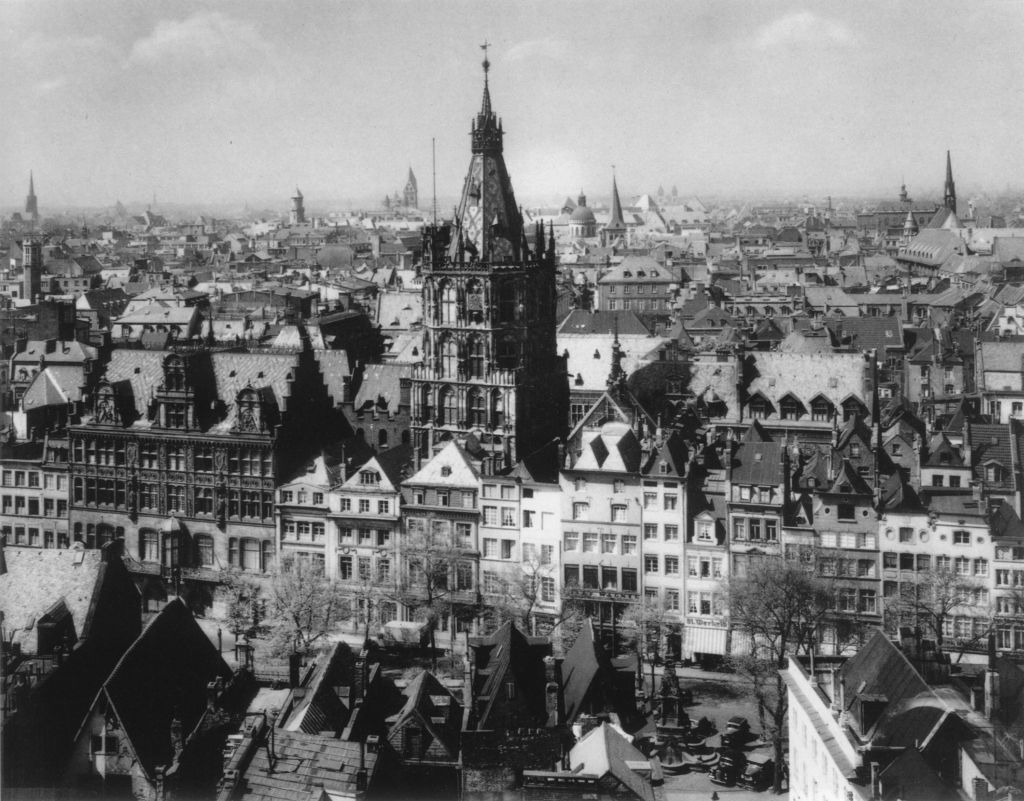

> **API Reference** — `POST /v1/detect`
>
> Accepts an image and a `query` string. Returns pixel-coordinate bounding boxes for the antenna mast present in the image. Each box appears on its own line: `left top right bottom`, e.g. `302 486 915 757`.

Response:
432 137 437 225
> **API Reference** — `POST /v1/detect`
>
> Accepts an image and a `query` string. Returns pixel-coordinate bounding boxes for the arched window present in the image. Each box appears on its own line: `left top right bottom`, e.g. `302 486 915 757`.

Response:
438 386 457 426
496 337 517 371
499 282 517 322
468 389 486 427
378 428 389 447
440 337 458 377
468 336 485 379
440 281 457 324
491 390 505 428
418 385 432 422
465 279 485 324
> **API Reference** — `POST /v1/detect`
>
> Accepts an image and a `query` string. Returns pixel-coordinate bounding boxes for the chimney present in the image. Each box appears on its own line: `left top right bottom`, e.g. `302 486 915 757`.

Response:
869 762 880 801
354 649 370 701
543 656 563 724
288 652 302 688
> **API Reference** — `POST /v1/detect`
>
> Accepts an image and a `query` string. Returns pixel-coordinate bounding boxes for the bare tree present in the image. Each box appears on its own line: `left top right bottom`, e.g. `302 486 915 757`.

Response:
219 569 263 641
483 557 558 635
888 566 985 655
725 554 835 794
398 518 476 657
265 554 350 657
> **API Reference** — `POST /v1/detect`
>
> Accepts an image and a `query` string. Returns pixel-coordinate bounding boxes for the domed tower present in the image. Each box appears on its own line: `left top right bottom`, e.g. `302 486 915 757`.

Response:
568 190 597 238
412 49 566 472
290 188 305 225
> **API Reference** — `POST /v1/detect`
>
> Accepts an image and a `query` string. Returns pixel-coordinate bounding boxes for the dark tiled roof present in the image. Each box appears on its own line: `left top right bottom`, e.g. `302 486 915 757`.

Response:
971 422 1013 488
827 316 904 353
877 746 960 801
558 309 651 336
352 362 410 411
989 500 1024 542
386 670 462 760
469 621 550 731
314 349 351 406
730 441 784 486
839 631 929 736
230 729 378 801
100 599 231 781
561 619 614 724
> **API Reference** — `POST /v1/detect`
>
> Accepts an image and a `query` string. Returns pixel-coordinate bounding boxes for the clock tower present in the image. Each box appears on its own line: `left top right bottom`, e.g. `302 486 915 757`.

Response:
410 51 566 473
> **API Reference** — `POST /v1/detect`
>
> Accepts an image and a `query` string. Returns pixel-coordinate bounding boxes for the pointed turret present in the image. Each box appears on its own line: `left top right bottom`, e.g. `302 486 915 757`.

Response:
944 150 957 212
902 209 918 240
607 318 627 392
450 48 523 264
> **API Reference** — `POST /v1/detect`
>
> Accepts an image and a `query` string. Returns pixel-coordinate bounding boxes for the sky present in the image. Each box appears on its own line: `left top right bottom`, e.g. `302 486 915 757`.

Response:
2 0 1024 210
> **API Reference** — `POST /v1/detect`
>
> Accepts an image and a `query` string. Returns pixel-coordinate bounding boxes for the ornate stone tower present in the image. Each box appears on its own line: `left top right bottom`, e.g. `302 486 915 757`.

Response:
25 171 38 225
403 167 418 209
290 187 305 225
410 50 566 474
944 150 957 213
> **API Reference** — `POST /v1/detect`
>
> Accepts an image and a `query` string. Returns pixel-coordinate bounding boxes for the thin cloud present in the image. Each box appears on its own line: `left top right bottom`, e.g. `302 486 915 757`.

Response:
127 11 271 65
504 38 573 66
755 11 855 50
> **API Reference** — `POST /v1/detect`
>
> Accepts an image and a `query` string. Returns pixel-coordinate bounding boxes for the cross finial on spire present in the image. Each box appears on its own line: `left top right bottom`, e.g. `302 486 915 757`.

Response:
480 40 490 72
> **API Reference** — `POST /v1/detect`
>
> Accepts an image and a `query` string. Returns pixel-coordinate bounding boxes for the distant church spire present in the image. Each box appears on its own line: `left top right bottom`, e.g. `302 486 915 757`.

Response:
25 171 38 223
602 170 626 246
944 150 957 212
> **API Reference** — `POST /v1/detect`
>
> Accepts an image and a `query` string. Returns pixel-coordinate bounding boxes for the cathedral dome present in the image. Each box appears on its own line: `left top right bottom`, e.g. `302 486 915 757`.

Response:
570 205 596 224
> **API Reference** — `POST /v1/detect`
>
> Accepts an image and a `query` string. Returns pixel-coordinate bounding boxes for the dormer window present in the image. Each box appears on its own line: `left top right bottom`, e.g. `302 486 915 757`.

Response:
163 354 187 391
234 387 262 433
360 470 381 486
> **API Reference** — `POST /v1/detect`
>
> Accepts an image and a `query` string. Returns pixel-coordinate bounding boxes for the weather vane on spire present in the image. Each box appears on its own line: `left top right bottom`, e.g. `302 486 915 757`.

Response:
481 40 490 73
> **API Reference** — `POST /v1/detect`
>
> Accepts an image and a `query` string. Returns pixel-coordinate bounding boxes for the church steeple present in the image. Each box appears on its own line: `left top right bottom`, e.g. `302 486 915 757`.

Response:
602 172 627 246
944 150 957 212
25 171 38 223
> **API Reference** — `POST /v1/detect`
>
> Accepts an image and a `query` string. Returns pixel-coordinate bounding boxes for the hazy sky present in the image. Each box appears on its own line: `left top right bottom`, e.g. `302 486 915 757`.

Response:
3 0 1024 210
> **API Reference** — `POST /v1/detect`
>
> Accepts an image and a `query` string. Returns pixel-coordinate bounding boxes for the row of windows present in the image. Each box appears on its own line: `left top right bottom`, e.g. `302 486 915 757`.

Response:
686 591 723 616
644 523 680 541
564 563 638 593
521 543 554 565
564 531 638 555
340 498 392 515
732 516 779 542
819 531 876 549
482 506 517 527
405 517 474 546
71 441 273 476
688 556 724 579
482 538 515 560
1 525 71 549
280 489 325 505
605 298 668 312
282 521 326 542
1 470 65 489
1 495 67 517
410 489 476 508
645 555 680 575
645 587 681 612
606 283 669 296
339 554 391 583
338 528 392 547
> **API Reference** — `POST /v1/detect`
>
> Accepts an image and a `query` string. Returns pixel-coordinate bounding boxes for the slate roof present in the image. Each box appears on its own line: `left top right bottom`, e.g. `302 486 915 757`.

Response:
828 317 904 353
13 340 97 365
971 422 1014 488
386 670 462 760
745 351 868 412
561 619 632 725
314 349 351 407
96 599 232 781
560 332 665 392
568 722 655 801
227 728 378 801
506 439 561 485
574 422 644 473
376 290 422 330
558 309 651 336
878 746 960 801
839 631 929 737
824 459 873 496
99 349 300 431
0 546 106 651
730 441 785 486
352 362 410 411
405 440 479 487
925 433 965 468
469 621 550 731
21 366 86 409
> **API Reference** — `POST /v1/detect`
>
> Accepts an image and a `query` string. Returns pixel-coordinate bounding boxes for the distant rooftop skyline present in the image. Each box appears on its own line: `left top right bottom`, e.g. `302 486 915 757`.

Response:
3 0 1023 207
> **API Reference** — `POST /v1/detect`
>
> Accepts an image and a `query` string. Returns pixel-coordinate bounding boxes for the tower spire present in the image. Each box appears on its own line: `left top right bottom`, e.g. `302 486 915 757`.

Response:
25 170 38 223
480 40 491 117
944 150 957 212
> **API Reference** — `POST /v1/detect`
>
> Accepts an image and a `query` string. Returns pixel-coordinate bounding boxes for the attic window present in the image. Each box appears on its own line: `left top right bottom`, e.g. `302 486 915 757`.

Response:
575 373 584 386
594 350 600 359
441 466 452 477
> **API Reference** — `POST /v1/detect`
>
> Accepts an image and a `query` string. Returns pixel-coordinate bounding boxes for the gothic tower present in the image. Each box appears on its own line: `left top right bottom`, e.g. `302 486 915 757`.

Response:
411 51 566 473
290 187 305 225
404 167 418 209
25 171 38 225
944 150 957 213
602 174 627 246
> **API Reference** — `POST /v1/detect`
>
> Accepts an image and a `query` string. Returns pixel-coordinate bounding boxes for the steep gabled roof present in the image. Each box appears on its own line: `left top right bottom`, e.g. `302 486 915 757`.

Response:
878 747 960 801
561 619 616 724
404 440 480 487
387 670 462 760
95 599 231 781
469 621 550 731
839 630 928 737
824 459 873 496
568 722 654 801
